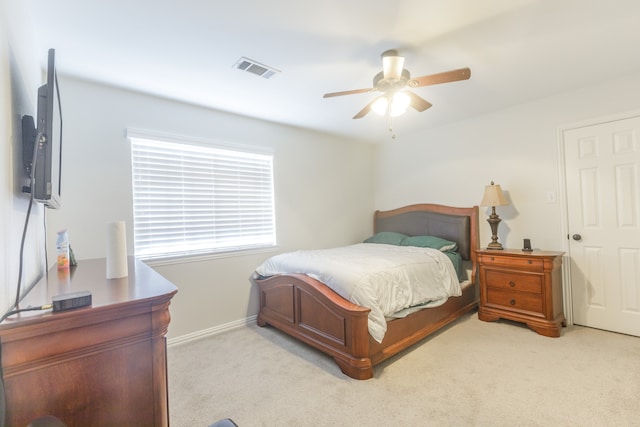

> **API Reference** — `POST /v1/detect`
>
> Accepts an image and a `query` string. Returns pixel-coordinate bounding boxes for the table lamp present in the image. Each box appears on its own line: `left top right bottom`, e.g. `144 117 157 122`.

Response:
480 181 509 250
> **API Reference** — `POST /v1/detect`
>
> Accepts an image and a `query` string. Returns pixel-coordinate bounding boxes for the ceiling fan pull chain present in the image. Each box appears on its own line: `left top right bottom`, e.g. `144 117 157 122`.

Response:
388 114 396 140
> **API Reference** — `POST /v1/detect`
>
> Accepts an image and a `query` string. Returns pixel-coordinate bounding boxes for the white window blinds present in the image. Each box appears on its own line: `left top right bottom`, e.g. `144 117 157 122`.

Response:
130 137 275 259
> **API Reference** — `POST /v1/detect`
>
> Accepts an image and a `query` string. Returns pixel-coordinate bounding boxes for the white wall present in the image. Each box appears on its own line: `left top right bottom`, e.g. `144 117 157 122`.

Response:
46 77 374 338
1 1 48 313
374 71 640 252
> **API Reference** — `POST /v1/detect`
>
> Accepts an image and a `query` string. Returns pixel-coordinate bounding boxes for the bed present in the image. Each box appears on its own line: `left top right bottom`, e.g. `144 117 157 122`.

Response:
252 204 479 380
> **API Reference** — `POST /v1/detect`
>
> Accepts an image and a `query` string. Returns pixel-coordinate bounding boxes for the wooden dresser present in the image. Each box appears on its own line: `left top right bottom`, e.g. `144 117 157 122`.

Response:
0 257 178 426
476 249 565 337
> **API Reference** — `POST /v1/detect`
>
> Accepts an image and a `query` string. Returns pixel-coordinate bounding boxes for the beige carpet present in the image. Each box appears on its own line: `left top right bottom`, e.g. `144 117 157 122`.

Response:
167 313 640 427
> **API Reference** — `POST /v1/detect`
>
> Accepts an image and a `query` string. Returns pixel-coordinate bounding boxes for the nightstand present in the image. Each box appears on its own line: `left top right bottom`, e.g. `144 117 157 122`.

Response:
476 249 565 337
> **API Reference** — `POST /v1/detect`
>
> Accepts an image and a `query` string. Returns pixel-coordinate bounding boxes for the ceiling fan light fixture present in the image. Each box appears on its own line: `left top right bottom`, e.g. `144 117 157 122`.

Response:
371 96 389 116
372 92 410 117
390 92 410 116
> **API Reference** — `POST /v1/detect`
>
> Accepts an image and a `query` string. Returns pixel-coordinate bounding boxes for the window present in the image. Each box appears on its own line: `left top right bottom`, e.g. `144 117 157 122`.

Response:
129 135 275 260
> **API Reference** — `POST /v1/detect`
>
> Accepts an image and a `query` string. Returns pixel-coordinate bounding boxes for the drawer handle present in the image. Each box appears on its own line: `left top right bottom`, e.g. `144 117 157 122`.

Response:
509 281 516 287
509 299 516 305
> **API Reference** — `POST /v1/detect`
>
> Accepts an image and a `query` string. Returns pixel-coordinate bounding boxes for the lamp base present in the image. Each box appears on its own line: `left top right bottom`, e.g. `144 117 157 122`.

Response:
485 242 504 250
486 210 504 250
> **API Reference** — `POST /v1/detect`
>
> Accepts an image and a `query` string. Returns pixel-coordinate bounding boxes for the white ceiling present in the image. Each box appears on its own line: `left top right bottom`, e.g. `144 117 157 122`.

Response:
23 0 640 142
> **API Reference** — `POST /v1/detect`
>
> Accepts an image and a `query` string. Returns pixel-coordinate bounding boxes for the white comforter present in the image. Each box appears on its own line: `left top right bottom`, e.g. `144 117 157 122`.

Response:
255 243 461 343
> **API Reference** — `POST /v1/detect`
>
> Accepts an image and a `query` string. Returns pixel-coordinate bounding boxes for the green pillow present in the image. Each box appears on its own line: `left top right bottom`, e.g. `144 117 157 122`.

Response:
442 250 464 280
400 235 458 252
363 232 408 245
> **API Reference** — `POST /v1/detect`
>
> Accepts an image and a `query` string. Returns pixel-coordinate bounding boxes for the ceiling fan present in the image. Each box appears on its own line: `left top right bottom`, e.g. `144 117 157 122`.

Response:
323 50 471 119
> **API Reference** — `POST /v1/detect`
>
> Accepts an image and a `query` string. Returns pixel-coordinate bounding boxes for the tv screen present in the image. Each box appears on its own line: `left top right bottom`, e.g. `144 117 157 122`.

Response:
30 48 63 209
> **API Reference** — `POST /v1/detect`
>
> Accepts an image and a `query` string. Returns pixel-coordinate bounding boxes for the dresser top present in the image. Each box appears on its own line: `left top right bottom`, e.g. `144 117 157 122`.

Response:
475 248 565 257
0 257 178 328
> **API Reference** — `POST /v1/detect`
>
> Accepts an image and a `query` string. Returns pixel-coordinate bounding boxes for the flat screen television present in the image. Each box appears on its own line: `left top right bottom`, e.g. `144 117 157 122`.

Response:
22 48 63 209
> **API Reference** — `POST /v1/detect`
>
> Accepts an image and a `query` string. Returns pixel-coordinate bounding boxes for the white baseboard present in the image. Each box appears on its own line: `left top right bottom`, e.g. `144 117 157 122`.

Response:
167 314 257 347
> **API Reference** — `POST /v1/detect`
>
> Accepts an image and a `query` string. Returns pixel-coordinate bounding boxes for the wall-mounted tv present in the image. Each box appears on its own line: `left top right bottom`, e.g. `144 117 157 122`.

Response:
22 48 63 209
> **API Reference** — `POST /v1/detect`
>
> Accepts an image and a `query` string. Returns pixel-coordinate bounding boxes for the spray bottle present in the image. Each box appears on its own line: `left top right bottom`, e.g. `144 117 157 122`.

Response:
56 229 70 270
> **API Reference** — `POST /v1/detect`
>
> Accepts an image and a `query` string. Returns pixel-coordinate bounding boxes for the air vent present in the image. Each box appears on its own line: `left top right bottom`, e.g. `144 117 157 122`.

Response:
233 57 280 79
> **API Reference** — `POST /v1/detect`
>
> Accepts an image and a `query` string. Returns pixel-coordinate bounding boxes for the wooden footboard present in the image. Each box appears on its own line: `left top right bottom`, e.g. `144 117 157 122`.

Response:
255 273 478 379
255 273 375 379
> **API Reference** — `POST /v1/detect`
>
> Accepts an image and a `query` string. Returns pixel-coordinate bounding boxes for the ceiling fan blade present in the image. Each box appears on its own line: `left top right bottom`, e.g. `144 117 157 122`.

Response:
352 97 380 119
323 88 373 98
382 50 405 80
406 91 433 112
408 67 471 88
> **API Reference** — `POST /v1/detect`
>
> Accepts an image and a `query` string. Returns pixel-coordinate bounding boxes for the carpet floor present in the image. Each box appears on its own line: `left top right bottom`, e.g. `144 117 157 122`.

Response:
168 312 640 427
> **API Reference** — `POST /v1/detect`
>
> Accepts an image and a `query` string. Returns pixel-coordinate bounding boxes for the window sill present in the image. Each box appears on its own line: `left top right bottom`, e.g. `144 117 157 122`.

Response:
140 245 279 267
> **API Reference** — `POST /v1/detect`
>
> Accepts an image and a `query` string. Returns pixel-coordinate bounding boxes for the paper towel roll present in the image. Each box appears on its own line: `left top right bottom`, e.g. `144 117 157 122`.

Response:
106 221 128 279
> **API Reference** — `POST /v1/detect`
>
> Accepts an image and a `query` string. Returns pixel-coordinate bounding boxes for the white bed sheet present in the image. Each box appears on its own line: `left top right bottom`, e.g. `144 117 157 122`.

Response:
255 243 461 343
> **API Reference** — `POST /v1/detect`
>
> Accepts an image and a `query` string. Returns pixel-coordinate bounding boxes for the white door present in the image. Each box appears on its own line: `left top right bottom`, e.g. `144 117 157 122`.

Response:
563 115 640 337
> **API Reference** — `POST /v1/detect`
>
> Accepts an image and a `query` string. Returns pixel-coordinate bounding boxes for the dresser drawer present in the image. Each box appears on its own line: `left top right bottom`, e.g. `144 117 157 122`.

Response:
485 270 542 294
486 288 543 314
478 254 544 271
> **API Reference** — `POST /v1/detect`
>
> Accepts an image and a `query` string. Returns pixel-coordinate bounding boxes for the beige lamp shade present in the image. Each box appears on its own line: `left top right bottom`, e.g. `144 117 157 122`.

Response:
480 181 508 207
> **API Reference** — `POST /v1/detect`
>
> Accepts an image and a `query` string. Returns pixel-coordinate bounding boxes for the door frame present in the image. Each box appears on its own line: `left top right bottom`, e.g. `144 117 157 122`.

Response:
556 108 640 327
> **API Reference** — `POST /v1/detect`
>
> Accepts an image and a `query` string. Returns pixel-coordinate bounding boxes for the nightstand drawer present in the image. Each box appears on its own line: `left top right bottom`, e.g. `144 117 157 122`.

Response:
478 254 544 271
485 270 542 294
486 288 543 314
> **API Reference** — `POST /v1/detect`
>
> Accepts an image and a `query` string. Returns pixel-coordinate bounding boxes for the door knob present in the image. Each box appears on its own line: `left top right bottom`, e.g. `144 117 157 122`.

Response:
572 234 582 241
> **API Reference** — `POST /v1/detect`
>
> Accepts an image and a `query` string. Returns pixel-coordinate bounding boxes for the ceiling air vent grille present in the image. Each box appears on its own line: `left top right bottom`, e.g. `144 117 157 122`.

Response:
234 57 280 79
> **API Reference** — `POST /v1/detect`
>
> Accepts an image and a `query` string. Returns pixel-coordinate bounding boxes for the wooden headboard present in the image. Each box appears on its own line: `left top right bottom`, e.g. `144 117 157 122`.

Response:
373 204 479 281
